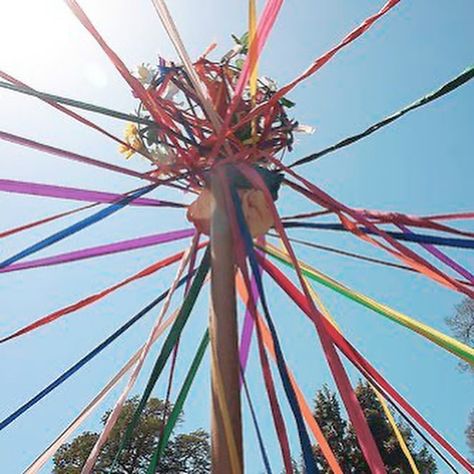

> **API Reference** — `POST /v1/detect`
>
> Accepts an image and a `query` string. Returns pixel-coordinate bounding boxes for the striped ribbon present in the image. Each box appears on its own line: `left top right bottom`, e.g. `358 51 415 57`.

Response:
274 243 420 474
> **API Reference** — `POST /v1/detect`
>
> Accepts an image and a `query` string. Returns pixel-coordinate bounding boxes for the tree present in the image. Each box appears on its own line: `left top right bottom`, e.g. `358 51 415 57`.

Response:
466 409 474 461
446 298 474 461
306 382 437 473
445 298 474 373
53 397 210 473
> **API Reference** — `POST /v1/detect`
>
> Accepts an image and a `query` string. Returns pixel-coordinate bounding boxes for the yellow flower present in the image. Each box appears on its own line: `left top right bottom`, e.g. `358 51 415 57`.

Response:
118 123 143 159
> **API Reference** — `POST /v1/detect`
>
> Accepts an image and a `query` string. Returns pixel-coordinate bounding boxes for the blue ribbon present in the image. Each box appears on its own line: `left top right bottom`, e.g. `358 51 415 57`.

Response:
0 185 157 270
240 366 273 474
283 221 474 249
231 186 319 474
0 271 192 432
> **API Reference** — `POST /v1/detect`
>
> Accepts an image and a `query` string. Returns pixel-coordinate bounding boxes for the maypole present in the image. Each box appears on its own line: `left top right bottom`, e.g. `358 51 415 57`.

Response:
3 0 474 472
209 172 244 473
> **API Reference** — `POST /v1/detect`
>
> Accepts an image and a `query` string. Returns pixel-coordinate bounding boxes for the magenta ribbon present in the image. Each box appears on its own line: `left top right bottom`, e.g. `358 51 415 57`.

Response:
0 179 184 208
397 224 474 284
239 237 265 386
0 228 195 273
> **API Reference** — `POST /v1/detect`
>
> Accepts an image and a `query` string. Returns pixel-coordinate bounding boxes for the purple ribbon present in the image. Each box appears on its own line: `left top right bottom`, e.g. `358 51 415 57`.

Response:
397 224 474 284
0 179 184 208
0 228 194 273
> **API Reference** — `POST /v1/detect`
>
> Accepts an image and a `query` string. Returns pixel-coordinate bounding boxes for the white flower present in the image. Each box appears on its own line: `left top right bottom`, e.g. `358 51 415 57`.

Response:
261 76 278 91
294 124 316 135
149 143 176 166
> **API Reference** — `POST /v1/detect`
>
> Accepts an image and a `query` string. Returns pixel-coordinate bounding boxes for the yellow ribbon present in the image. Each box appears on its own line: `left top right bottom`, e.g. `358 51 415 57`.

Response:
249 0 258 139
263 242 474 364
275 242 421 473
373 386 420 473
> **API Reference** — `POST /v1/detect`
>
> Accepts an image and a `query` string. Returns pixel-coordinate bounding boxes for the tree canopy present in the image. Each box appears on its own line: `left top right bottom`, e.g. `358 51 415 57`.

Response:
445 298 474 374
52 397 210 474
307 381 437 473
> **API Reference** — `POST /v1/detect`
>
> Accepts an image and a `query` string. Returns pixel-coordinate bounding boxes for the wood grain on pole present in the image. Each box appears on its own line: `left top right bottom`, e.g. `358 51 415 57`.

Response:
209 172 243 474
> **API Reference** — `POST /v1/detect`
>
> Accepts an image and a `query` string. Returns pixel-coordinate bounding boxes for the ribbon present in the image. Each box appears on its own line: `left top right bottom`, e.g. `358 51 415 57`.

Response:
237 163 386 472
146 330 210 473
229 182 319 474
0 229 194 274
0 178 182 207
235 273 343 474
272 233 472 287
260 256 474 473
291 65 474 167
81 242 196 472
240 366 273 474
0 246 202 343
372 386 420 473
283 221 474 249
262 242 474 364
0 184 156 270
209 337 243 474
0 273 193 432
0 70 143 154
0 203 96 240
0 130 146 180
23 306 183 473
281 171 474 297
64 0 169 130
217 169 295 474
110 247 210 468
0 81 157 126
229 0 401 134
238 240 263 380
397 224 474 284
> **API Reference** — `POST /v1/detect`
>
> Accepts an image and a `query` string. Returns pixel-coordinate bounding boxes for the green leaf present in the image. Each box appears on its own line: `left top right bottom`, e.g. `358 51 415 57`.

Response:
239 32 249 49
280 97 296 108
231 33 241 45
235 58 245 70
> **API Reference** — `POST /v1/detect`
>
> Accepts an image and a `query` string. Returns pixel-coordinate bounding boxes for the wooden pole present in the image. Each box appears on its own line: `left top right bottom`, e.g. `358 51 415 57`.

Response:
209 171 243 474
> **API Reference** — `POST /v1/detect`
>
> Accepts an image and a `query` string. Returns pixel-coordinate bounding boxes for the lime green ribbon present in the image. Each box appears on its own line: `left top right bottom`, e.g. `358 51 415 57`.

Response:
262 244 474 364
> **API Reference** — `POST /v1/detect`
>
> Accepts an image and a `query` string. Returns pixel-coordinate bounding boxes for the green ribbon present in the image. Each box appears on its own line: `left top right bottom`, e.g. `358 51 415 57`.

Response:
146 329 209 474
111 247 210 468
262 246 474 364
290 65 474 167
0 80 156 126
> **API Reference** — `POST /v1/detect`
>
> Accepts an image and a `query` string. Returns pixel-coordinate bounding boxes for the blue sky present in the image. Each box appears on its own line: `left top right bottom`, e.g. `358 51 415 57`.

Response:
0 0 473 472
